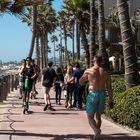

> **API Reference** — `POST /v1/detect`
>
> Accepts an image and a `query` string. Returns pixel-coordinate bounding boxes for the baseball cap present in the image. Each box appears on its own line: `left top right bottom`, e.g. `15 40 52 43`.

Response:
26 57 32 61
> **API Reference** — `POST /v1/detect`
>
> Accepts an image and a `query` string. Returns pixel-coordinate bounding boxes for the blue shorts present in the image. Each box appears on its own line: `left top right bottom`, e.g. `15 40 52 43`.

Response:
86 90 107 114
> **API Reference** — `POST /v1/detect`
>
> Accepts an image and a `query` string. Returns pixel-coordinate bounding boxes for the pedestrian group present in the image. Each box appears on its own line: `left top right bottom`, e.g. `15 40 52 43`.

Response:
17 55 113 140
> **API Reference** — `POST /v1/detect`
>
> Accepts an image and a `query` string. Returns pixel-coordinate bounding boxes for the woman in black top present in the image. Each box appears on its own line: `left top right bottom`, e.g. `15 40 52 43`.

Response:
19 57 36 114
54 67 64 105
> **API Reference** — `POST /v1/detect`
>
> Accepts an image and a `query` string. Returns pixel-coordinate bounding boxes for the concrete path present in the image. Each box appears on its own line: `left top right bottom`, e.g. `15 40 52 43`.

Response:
0 83 140 140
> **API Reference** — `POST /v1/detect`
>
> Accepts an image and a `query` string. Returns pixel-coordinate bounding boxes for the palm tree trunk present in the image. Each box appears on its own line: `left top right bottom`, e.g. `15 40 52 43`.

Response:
28 5 37 57
40 34 44 69
72 23 75 62
63 24 67 64
60 32 63 66
53 42 56 65
98 0 109 70
76 20 80 60
43 34 47 67
80 25 90 68
43 32 46 67
117 0 139 88
90 0 96 67
45 32 49 65
64 24 70 65
35 32 40 67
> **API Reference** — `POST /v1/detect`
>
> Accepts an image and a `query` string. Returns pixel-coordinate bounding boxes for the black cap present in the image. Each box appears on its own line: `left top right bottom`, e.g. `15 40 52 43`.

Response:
26 57 32 61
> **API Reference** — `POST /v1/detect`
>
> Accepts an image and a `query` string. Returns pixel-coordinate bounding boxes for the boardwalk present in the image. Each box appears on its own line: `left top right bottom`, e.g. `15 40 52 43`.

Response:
0 83 140 140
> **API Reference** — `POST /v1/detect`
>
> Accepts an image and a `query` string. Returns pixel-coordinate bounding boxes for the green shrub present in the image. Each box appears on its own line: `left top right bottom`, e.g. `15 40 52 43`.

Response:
105 85 140 130
111 74 126 95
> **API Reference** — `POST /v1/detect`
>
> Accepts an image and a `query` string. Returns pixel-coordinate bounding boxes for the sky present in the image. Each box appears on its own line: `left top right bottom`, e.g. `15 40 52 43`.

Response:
0 0 64 63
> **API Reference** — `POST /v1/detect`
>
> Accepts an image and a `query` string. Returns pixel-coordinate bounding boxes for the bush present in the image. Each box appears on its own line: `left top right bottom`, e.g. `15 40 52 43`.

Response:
111 74 126 93
104 75 125 122
105 85 140 130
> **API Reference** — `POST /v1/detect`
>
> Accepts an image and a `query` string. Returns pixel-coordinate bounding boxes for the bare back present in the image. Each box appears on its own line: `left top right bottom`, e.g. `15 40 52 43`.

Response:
85 66 108 91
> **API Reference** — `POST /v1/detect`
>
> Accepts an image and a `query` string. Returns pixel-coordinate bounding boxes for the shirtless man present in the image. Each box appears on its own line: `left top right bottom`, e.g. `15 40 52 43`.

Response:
79 55 113 140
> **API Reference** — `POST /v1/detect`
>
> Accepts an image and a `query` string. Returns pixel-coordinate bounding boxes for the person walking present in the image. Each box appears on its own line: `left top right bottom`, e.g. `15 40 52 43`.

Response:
30 59 40 99
73 63 84 110
18 59 26 99
79 55 113 140
42 61 56 111
54 67 64 105
64 65 74 108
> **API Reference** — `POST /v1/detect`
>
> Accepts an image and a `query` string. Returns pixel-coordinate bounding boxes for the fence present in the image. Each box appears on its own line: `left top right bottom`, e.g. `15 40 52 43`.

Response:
0 74 19 102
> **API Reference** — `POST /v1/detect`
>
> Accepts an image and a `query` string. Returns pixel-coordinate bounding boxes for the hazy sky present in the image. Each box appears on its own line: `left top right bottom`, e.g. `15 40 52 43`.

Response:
0 0 64 62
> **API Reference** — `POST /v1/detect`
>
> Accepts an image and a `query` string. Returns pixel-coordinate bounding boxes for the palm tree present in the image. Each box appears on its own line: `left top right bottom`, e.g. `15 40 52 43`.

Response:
58 30 63 65
28 0 54 59
90 0 96 67
63 0 90 66
131 9 140 55
0 0 42 15
58 10 69 64
51 35 58 65
98 0 109 70
56 44 61 65
37 3 57 67
22 2 57 68
35 32 40 67
0 0 26 16
28 5 37 57
117 0 139 88
0 0 45 61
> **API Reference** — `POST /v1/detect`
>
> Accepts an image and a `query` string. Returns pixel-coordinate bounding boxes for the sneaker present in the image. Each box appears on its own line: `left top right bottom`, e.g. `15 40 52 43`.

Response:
72 104 76 108
93 129 101 140
68 104 72 108
26 102 29 109
58 102 61 105
48 105 55 111
43 104 48 111
65 103 68 108
75 108 82 111
19 96 23 99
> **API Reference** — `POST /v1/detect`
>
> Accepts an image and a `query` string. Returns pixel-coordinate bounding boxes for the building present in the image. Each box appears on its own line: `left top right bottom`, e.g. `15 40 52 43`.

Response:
104 0 140 17
104 0 140 47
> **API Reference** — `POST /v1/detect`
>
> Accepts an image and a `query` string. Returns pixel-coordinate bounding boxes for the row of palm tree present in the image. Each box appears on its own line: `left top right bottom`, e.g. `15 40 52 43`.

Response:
21 0 57 68
0 0 139 88
59 0 90 67
60 0 139 88
58 0 109 69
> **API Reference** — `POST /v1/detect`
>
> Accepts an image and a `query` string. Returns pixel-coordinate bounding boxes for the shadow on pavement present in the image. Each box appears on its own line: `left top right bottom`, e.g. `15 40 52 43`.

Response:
0 131 139 140
0 131 91 139
101 133 140 140
28 111 78 115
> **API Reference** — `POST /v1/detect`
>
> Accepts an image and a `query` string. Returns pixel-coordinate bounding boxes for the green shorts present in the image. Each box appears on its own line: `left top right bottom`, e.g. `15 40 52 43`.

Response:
86 90 107 114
